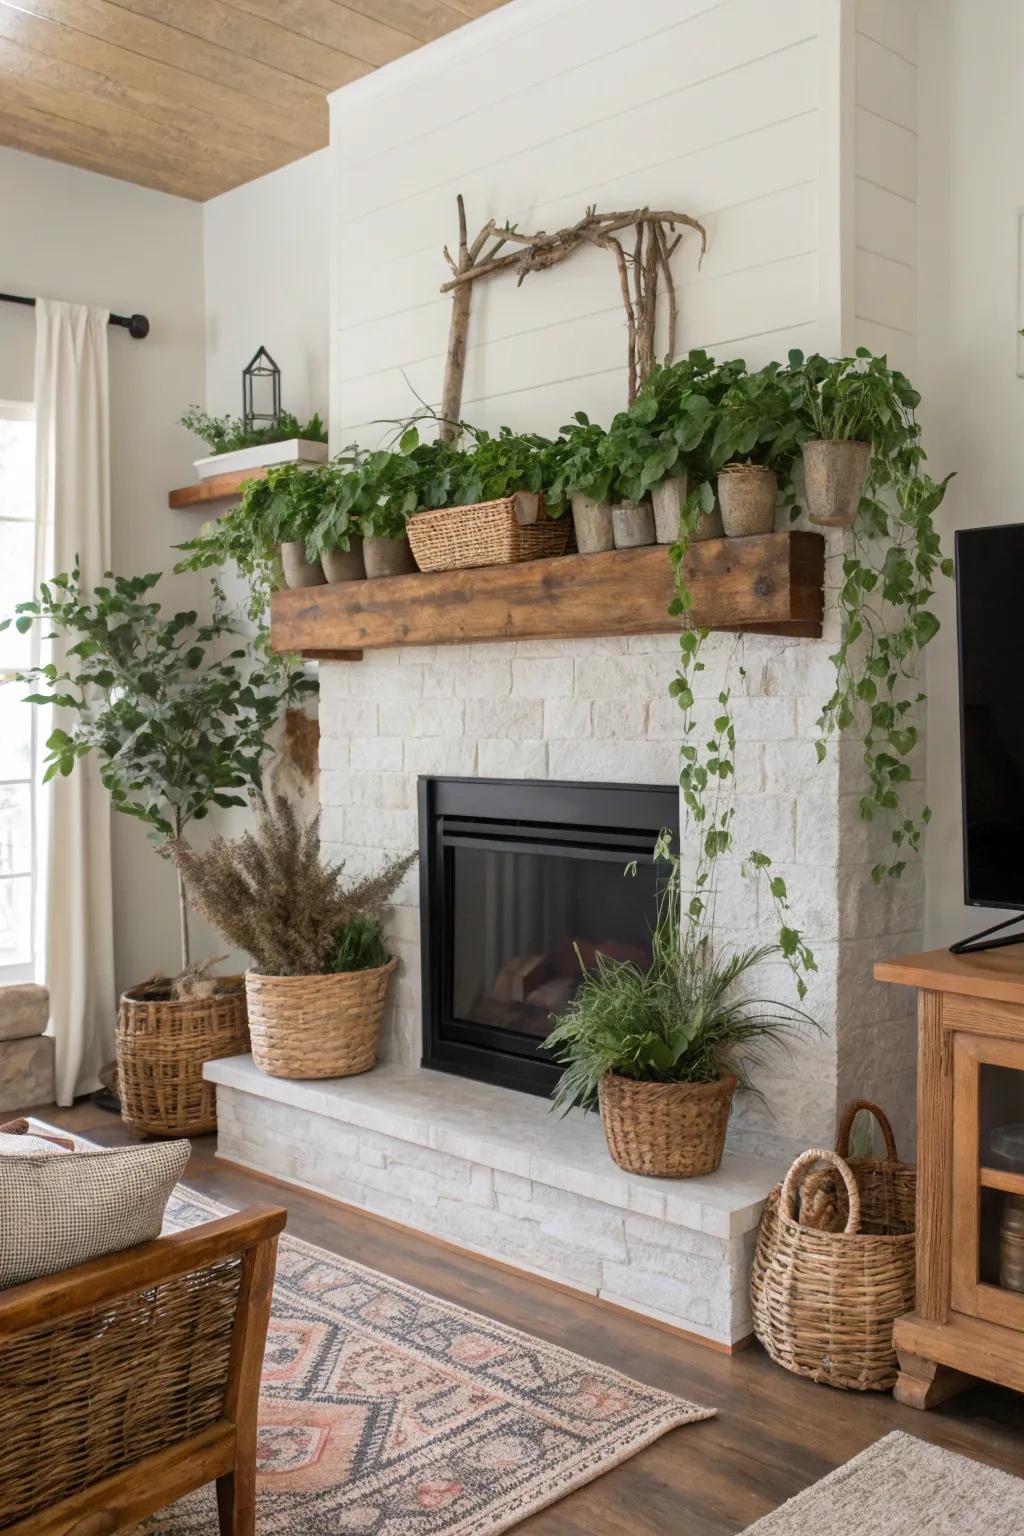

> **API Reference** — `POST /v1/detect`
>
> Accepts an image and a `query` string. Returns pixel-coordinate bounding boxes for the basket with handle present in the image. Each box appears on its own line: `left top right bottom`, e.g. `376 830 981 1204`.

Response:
796 1099 917 1235
407 492 570 572
749 1137 917 1391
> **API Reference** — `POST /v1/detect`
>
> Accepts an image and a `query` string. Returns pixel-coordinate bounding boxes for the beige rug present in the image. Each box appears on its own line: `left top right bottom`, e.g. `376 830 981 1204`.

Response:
137 1187 711 1535
744 1431 1024 1533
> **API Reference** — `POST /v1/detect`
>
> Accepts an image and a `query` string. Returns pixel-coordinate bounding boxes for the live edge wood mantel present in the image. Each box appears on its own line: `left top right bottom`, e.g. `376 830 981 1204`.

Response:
269 529 824 660
875 947 1024 1409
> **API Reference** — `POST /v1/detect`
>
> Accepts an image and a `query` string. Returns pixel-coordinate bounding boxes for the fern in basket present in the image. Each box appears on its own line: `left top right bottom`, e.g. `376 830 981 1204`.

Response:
545 876 814 1116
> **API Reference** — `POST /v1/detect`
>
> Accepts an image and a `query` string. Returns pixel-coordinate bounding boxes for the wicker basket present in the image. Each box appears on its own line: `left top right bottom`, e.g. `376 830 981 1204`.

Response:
798 1099 917 1235
407 492 570 572
116 978 249 1137
245 958 397 1080
750 1128 917 1392
598 1073 737 1178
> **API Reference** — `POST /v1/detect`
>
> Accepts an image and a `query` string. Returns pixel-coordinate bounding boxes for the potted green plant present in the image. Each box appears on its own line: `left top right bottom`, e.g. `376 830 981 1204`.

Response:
180 405 328 481
637 352 741 543
170 791 416 1081
2 567 313 1135
708 362 807 536
794 350 920 527
548 413 615 553
544 873 811 1178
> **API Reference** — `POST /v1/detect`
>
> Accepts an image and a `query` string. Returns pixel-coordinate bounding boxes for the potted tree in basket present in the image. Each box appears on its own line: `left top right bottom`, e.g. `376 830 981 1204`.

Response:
3 567 314 1136
170 791 416 1081
794 349 921 527
544 873 812 1178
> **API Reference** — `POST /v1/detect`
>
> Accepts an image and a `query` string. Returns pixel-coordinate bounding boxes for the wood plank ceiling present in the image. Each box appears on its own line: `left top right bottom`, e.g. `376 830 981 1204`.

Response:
0 0 510 200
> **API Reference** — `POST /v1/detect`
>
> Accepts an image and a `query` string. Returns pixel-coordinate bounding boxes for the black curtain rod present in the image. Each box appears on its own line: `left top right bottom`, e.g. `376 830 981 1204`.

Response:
0 292 149 339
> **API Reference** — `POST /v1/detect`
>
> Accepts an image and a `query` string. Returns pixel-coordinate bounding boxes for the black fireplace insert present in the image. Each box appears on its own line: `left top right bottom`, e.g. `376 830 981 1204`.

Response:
418 776 679 1097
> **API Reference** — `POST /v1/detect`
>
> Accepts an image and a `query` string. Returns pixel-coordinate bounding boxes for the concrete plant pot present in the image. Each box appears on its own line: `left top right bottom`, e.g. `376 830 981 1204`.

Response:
280 541 325 588
363 533 416 579
611 500 656 549
652 475 688 543
322 537 366 583
802 439 872 528
651 476 726 544
570 494 614 553
717 466 778 537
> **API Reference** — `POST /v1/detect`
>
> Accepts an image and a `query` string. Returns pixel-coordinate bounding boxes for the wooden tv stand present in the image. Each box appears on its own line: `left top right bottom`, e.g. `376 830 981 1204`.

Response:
875 947 1024 1407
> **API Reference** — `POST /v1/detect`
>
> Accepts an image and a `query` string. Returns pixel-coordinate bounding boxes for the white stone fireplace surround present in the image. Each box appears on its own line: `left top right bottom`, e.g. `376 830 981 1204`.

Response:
208 625 924 1348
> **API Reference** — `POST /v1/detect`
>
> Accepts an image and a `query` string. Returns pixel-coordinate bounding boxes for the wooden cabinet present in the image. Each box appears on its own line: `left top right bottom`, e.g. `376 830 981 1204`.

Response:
875 948 1024 1407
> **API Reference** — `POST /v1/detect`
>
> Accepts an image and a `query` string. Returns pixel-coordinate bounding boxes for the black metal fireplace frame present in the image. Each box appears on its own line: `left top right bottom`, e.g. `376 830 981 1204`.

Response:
418 776 679 1097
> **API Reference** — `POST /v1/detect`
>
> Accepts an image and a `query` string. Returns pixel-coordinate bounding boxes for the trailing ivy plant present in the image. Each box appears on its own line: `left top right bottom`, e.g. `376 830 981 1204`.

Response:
660 348 952 1000
1 567 314 968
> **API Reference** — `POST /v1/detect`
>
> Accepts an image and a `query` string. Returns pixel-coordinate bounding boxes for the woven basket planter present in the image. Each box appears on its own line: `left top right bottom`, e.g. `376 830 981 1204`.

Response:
598 1072 736 1178
245 957 397 1080
749 1125 917 1392
407 492 570 572
116 978 249 1137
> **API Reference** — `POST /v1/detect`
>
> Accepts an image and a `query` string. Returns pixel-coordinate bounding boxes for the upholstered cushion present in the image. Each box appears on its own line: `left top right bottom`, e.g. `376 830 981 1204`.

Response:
0 1139 189 1287
0 1117 75 1151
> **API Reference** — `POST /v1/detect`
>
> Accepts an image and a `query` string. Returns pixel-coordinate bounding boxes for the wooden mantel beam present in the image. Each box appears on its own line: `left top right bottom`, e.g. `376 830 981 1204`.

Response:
269 532 824 661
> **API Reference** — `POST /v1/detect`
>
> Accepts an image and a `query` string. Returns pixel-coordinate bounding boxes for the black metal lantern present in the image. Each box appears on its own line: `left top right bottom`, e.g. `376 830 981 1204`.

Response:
242 346 281 432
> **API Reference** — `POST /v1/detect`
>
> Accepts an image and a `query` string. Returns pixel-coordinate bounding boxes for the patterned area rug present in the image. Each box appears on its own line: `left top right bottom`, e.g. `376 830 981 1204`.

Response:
140 1187 712 1535
742 1431 1024 1533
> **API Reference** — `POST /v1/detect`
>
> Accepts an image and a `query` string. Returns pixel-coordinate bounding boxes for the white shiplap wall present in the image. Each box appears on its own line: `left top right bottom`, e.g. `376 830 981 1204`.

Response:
853 0 918 371
329 0 836 443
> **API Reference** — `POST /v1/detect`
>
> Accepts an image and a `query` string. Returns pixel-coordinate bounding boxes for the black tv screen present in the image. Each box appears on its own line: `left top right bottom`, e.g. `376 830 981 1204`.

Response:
957 524 1024 909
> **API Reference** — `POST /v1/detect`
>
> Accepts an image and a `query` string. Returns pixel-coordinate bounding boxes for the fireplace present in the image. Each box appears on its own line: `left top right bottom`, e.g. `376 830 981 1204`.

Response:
418 777 679 1096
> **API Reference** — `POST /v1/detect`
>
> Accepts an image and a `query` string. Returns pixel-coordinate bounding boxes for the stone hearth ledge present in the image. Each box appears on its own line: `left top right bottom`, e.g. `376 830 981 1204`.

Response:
205 1057 787 1346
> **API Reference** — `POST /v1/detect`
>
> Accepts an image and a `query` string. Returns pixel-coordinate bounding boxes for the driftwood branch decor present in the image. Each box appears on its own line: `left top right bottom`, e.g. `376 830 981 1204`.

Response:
438 196 708 433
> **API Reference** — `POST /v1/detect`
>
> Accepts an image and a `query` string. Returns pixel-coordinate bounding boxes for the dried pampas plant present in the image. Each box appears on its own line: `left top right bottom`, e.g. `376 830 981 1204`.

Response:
169 789 416 977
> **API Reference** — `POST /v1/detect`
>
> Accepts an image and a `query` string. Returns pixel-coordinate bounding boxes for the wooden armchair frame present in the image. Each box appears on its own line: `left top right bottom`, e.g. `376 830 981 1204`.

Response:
0 1204 286 1536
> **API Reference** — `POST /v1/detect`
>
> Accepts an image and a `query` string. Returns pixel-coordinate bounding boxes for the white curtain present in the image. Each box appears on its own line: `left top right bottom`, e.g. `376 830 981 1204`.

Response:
34 300 116 1104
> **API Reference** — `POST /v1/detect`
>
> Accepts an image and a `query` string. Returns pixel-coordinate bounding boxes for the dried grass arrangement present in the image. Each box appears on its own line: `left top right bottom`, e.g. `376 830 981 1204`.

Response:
170 792 416 1080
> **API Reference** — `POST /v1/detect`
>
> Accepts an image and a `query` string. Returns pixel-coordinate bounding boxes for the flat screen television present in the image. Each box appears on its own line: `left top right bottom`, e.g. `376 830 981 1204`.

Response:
956 524 1024 940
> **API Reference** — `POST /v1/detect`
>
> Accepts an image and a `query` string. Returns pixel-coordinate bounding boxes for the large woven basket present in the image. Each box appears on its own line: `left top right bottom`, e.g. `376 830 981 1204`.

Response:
246 958 397 1080
407 492 570 572
750 1119 917 1392
116 977 249 1137
598 1073 736 1178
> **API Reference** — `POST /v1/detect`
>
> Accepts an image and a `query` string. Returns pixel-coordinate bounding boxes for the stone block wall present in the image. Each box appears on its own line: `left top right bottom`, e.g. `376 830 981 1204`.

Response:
318 619 923 1161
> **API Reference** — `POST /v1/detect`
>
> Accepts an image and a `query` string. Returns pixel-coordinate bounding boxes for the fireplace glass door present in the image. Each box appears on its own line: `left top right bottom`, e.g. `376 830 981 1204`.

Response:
419 777 679 1096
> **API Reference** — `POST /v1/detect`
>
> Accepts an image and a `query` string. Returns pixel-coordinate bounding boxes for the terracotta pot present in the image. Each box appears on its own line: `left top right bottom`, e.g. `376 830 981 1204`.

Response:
280 541 325 588
598 1073 737 1178
802 439 872 528
322 537 366 583
570 494 614 554
717 465 778 537
611 500 656 549
363 534 416 579
652 475 724 544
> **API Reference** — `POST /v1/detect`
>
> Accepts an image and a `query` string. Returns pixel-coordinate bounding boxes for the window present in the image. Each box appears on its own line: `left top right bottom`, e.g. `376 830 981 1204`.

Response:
0 403 37 979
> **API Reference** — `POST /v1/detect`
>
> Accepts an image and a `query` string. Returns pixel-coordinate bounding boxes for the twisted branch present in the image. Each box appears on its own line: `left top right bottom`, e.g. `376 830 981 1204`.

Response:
439 199 707 415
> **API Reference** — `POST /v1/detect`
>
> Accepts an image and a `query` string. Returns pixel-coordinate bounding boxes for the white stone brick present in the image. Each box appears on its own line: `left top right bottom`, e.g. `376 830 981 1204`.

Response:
511 657 574 698
574 654 669 701
340 664 425 699
729 795 796 862
380 699 465 737
729 696 799 741
548 739 679 785
478 738 549 777
763 739 839 795
599 1263 711 1328
319 699 379 738
441 660 513 698
350 736 404 771
543 699 592 738
465 698 543 737
403 738 478 775
592 700 648 739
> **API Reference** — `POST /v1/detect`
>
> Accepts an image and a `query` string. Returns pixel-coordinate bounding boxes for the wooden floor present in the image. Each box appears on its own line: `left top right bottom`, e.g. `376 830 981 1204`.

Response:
23 1099 1024 1535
